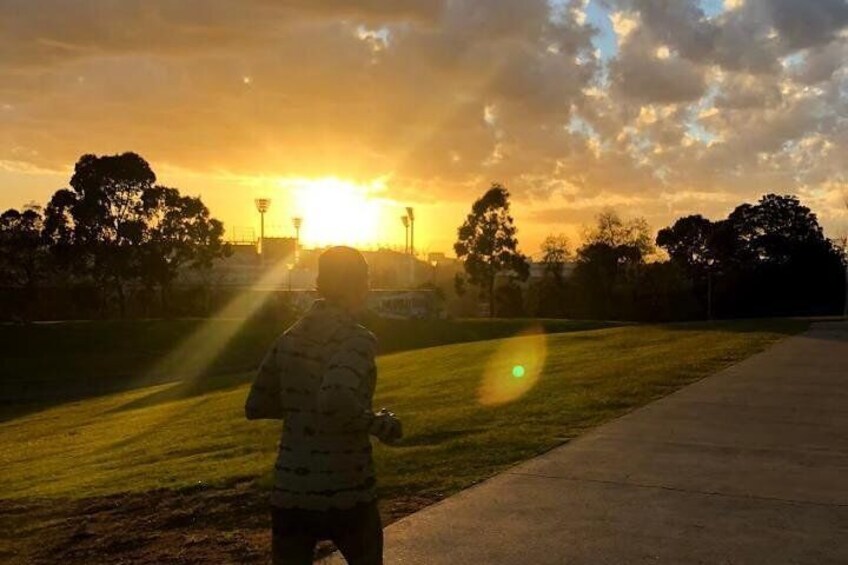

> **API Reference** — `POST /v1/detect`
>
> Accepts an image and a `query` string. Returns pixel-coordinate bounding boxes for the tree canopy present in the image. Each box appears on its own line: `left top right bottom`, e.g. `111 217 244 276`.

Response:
656 194 844 318
0 204 47 288
5 152 231 317
454 183 529 317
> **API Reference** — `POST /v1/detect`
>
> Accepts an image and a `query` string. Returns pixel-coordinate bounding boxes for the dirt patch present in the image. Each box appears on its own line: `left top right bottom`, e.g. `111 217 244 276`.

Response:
0 482 442 564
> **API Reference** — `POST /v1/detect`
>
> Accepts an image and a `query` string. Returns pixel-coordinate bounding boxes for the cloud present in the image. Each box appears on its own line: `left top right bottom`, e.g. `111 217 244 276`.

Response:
791 39 848 84
612 0 848 74
764 0 848 50
0 0 846 242
714 72 781 109
609 34 708 103
610 11 640 43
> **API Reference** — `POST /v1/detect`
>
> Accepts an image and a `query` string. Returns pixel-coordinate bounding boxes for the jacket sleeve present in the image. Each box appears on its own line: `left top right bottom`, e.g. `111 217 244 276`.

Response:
316 331 376 432
245 339 285 420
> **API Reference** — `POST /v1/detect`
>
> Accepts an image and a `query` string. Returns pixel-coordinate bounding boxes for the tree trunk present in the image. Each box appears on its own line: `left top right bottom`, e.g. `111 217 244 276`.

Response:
160 283 168 317
114 276 126 318
488 276 495 318
707 270 713 320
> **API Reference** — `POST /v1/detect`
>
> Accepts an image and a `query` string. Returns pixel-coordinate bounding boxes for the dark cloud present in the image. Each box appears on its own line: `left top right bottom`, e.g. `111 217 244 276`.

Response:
609 32 708 103
714 73 782 109
614 0 848 74
765 0 848 50
792 39 847 84
0 0 845 236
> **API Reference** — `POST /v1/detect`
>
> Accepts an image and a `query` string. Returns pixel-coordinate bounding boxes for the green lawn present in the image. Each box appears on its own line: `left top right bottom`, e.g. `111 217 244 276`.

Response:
0 319 806 501
0 317 618 410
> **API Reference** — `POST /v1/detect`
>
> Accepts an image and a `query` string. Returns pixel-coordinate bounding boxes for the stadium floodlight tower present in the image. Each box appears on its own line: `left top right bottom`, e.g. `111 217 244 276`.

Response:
400 215 410 253
255 198 272 264
292 216 303 263
405 206 415 256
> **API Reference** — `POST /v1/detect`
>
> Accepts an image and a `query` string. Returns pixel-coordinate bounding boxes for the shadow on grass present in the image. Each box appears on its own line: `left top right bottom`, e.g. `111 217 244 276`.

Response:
104 372 252 415
398 429 483 447
1 318 623 423
94 396 217 454
0 374 175 424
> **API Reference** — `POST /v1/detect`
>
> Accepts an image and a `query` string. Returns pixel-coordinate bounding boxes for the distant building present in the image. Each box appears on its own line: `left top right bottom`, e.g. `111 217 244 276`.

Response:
265 288 443 319
261 237 297 264
368 289 442 319
363 248 418 288
180 240 455 292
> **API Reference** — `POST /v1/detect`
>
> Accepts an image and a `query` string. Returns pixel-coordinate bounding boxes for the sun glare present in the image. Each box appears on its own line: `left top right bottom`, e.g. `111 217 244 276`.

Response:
276 177 388 247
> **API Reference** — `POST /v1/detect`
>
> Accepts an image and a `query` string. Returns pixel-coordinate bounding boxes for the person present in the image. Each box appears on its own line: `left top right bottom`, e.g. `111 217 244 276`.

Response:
246 246 402 565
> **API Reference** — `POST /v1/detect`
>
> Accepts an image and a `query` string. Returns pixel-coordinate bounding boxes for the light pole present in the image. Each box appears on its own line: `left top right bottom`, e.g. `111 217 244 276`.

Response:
406 207 415 256
400 215 410 254
255 198 271 266
292 216 303 263
707 268 713 321
702 257 716 321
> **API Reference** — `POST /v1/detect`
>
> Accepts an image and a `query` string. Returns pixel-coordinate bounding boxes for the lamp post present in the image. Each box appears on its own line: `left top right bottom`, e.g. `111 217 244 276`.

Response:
400 215 410 254
255 198 271 266
703 255 718 321
405 207 415 256
292 216 303 263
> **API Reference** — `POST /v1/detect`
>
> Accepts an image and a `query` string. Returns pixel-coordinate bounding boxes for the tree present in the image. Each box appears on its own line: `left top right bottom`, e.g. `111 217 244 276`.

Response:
43 152 228 317
540 234 571 281
722 194 844 316
572 210 651 320
139 186 229 312
44 152 156 315
656 215 716 274
725 194 828 266
656 214 720 319
454 183 529 317
0 204 48 289
657 194 845 319
530 234 572 318
584 209 654 257
842 192 848 318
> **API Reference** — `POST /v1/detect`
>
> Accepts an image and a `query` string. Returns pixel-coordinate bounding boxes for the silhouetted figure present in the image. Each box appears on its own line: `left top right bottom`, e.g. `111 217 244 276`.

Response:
246 246 402 564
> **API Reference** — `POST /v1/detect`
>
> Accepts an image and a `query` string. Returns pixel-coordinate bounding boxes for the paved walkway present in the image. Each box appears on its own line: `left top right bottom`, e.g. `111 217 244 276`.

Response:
346 322 847 564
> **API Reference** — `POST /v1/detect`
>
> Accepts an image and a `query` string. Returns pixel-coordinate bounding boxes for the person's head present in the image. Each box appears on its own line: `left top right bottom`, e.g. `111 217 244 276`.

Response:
316 246 370 312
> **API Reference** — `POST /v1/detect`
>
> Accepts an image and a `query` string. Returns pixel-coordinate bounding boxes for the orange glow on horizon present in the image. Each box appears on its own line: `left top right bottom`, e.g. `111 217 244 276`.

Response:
274 176 398 248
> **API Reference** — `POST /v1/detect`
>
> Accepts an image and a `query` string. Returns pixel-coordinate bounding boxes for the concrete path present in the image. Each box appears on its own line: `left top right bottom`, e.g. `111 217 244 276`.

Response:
354 322 848 564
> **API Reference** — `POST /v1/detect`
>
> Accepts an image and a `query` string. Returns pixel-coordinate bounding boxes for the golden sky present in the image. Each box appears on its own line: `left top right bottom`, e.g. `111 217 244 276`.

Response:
1 0 846 255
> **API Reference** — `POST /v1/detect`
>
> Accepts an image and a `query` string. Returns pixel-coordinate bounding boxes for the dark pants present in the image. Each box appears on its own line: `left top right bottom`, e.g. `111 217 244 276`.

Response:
271 501 383 565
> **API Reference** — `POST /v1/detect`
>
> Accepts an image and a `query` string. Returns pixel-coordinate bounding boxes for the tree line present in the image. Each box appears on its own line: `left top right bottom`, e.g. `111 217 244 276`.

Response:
0 153 228 319
3 159 845 322
454 184 846 321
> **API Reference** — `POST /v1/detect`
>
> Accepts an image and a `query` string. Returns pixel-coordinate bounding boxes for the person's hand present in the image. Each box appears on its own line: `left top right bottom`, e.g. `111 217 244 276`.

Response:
370 408 403 445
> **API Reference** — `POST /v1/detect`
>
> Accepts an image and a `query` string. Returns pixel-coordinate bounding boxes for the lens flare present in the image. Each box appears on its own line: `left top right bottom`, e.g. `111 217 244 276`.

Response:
96 259 293 464
479 326 547 406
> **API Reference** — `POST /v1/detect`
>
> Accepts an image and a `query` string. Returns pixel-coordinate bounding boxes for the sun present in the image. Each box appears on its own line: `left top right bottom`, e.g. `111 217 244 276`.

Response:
276 176 388 247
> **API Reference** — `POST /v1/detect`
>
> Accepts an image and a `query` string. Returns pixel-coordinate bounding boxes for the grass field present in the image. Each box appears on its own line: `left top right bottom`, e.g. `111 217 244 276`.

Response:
1 319 806 500
0 318 807 563
0 317 618 412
